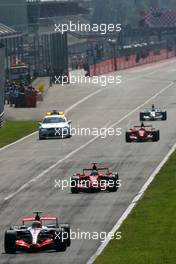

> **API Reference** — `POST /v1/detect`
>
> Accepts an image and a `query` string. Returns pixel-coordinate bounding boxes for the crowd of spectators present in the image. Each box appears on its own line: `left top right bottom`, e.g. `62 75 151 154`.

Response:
4 80 38 108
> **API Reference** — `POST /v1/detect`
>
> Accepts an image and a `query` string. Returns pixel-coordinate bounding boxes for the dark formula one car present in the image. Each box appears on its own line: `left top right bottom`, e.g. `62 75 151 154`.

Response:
126 123 160 142
140 105 167 121
4 212 71 254
71 163 120 193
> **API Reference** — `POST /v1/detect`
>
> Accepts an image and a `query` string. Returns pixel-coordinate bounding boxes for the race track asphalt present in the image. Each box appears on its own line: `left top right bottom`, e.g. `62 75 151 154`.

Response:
1 59 176 264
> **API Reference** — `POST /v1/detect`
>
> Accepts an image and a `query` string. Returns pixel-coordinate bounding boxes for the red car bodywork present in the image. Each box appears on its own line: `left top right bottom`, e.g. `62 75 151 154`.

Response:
126 125 160 142
16 238 53 249
21 216 58 224
71 164 119 193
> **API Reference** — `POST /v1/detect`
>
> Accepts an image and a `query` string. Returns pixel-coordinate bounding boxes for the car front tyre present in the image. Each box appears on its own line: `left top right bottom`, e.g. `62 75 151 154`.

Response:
4 231 17 254
39 134 45 140
152 130 160 141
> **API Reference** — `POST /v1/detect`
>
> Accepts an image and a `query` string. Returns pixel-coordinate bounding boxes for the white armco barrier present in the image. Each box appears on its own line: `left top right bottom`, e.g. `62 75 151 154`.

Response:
0 45 5 126
0 111 4 128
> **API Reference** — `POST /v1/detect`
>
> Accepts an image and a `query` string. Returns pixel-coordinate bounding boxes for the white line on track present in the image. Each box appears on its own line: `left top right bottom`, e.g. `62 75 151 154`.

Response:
65 89 102 114
4 81 174 201
87 139 176 264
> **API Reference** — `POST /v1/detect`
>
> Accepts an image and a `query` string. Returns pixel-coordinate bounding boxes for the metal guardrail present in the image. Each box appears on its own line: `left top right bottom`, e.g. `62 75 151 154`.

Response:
0 111 4 128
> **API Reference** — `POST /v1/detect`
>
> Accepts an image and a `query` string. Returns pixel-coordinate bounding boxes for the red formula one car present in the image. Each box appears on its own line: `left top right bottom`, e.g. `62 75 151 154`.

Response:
126 123 160 142
71 163 120 193
4 212 71 254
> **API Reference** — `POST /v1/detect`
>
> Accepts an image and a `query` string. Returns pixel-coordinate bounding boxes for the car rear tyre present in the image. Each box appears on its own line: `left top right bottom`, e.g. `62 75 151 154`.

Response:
140 113 145 121
114 173 120 189
63 226 71 247
54 231 67 252
152 130 160 141
58 241 67 252
71 187 79 193
108 178 117 192
71 179 79 193
126 132 131 143
162 111 167 120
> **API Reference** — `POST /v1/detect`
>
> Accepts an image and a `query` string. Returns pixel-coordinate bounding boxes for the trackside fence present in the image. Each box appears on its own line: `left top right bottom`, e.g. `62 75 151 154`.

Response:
89 48 176 76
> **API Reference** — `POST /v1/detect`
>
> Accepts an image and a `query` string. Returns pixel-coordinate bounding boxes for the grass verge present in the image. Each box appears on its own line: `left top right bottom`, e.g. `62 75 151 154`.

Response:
95 151 176 264
0 120 38 148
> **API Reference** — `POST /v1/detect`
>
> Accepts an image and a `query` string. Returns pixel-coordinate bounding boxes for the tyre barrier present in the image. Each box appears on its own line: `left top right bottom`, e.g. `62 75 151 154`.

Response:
89 48 176 77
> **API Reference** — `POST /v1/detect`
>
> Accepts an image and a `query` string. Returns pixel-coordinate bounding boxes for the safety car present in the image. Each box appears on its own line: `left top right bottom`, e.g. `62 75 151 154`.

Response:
38 110 72 140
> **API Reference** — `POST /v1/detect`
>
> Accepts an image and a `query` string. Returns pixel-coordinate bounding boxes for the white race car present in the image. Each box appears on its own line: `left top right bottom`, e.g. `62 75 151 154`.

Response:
140 105 167 121
39 111 72 140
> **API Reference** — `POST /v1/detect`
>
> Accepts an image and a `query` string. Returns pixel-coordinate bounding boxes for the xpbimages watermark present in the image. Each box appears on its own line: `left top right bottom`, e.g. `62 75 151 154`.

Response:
54 178 122 191
54 229 122 243
54 21 122 35
55 127 122 139
54 74 122 86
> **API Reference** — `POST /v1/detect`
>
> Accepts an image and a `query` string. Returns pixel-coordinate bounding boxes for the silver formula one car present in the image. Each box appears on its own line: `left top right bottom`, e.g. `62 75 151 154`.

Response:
4 212 71 253
140 105 167 121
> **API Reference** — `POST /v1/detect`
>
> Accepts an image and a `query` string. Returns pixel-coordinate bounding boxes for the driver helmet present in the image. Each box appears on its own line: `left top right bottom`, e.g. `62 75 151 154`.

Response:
152 104 155 110
91 170 98 176
32 221 42 229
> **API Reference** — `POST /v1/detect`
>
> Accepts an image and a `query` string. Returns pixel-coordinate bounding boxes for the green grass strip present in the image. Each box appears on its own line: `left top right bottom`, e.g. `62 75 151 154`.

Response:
95 151 176 264
0 120 38 148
